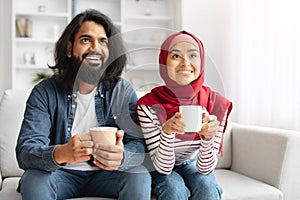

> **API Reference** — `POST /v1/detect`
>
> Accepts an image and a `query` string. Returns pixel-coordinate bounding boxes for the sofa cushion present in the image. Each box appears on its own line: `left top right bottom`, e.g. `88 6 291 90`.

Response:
0 177 21 200
215 169 283 200
0 89 29 177
0 177 113 200
0 170 284 200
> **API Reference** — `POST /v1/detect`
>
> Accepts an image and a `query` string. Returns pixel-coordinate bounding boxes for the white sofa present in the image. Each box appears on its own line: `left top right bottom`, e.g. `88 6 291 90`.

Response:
1 89 300 200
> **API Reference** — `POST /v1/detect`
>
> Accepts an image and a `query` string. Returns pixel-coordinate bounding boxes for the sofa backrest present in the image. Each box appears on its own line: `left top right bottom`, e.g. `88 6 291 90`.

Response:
0 89 232 179
0 89 30 178
216 121 232 169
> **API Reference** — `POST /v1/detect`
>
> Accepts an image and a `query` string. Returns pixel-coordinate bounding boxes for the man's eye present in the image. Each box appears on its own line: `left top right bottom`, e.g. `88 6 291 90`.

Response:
100 39 108 46
82 38 90 43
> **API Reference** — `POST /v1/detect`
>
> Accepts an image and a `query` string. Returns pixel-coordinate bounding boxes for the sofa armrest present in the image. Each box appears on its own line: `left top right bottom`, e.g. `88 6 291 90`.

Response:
230 123 300 200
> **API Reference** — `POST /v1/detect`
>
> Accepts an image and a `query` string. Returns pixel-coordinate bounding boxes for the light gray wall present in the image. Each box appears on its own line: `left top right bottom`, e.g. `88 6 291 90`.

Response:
181 0 231 95
0 0 12 96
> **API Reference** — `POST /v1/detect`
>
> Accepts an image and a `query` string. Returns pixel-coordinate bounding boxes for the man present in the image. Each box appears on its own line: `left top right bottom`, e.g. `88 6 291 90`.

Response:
15 9 151 200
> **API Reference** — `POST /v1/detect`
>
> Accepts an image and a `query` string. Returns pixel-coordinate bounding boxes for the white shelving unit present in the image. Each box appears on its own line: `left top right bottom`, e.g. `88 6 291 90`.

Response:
73 0 123 33
11 0 72 89
11 0 181 91
121 0 181 91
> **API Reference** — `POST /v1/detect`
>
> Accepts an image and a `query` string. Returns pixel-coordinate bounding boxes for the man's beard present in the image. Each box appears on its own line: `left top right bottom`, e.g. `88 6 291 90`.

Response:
71 55 107 85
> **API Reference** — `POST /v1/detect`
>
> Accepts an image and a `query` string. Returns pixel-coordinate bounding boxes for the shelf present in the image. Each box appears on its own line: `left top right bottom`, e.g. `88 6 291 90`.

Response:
15 37 56 43
15 12 69 18
16 64 51 70
124 16 172 21
126 40 161 47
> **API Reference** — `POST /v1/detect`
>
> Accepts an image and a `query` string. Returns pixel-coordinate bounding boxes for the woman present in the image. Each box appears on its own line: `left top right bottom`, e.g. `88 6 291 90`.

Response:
136 30 232 200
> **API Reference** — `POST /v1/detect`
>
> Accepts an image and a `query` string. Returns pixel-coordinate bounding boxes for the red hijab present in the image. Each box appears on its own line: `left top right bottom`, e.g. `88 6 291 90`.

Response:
137 30 232 153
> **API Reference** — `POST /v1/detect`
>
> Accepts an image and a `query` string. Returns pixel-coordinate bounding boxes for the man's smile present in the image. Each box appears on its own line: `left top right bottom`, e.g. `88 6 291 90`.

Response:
83 52 104 67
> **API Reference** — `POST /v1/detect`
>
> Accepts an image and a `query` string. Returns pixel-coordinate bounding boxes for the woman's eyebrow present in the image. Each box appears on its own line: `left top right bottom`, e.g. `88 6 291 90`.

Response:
169 48 199 53
187 49 199 53
169 49 181 53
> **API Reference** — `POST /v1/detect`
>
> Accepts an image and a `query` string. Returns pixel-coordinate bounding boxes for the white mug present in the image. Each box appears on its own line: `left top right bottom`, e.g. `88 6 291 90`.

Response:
179 105 204 132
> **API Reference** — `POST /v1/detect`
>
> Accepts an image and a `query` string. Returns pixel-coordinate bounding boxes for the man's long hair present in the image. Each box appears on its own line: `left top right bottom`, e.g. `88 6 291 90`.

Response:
49 9 127 91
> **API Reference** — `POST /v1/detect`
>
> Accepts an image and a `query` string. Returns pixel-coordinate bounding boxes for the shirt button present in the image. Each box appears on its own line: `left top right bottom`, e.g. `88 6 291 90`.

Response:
67 128 71 131
72 104 76 108
113 115 117 119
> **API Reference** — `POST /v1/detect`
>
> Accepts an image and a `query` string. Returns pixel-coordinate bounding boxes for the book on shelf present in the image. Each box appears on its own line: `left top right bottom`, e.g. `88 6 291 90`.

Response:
16 18 31 37
16 18 24 37
24 18 31 37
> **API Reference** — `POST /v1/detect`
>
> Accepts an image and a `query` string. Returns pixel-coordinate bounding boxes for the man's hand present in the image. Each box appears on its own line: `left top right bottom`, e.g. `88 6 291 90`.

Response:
93 130 124 170
54 133 93 164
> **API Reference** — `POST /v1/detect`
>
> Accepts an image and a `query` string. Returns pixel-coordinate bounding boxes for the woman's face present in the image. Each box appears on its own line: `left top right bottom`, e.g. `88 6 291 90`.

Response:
166 42 201 86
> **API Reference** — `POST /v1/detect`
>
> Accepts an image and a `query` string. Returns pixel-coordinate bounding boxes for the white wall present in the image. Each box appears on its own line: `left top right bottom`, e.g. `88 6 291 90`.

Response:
181 0 232 96
0 0 12 96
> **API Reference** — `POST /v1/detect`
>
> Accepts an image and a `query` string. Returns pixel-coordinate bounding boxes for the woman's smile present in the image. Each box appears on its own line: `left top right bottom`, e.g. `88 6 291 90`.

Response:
176 69 194 75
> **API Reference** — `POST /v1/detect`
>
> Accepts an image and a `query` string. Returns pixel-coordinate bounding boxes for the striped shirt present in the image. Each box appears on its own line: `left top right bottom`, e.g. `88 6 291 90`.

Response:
137 104 228 175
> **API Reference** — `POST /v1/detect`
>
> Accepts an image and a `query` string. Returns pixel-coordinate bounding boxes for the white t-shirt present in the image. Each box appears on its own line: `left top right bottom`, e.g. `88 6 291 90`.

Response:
63 88 100 171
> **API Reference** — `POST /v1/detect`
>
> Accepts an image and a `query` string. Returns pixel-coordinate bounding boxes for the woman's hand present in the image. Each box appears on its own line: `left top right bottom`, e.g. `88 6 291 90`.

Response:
162 112 185 134
199 113 220 140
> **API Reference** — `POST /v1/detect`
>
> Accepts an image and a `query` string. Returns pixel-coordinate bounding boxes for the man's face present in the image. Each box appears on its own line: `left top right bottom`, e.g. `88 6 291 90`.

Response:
67 21 110 84
69 21 109 64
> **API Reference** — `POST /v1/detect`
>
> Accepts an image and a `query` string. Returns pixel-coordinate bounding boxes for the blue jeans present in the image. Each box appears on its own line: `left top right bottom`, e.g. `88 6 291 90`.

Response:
19 166 151 200
151 160 222 200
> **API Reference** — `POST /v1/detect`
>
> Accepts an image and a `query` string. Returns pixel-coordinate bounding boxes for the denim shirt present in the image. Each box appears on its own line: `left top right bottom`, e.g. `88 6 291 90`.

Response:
15 76 146 172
